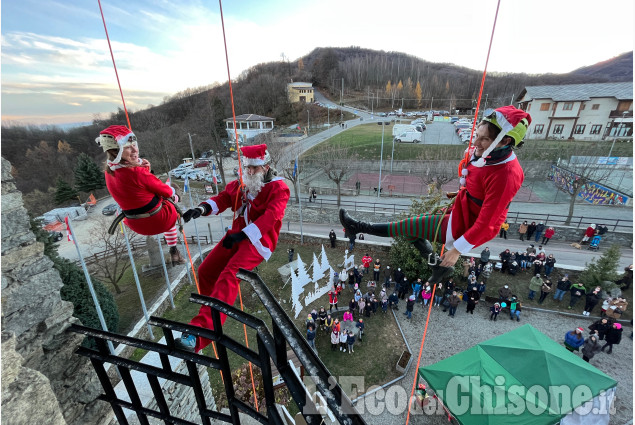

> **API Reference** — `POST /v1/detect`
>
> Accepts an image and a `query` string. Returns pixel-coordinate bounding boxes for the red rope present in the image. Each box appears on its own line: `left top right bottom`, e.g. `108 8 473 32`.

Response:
97 0 132 130
218 0 258 412
457 0 502 179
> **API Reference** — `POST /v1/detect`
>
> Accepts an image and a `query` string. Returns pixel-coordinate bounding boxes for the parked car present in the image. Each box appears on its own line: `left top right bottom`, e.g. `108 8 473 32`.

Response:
394 132 421 143
48 231 63 242
194 160 210 168
102 203 119 215
233 166 239 176
203 173 223 185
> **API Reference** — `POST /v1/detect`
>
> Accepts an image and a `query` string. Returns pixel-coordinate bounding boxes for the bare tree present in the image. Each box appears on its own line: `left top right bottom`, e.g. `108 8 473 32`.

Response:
552 155 615 225
311 141 358 207
89 216 141 294
419 160 457 193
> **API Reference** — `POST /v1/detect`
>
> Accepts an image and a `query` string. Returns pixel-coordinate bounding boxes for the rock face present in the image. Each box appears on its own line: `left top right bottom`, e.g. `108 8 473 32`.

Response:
1 157 110 425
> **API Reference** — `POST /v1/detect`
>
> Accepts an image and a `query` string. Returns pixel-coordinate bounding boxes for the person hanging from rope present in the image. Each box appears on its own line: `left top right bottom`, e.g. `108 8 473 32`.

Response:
97 125 186 266
175 144 290 352
340 106 531 284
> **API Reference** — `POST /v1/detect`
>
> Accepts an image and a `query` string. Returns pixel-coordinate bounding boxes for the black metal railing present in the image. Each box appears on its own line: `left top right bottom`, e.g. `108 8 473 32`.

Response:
71 269 365 425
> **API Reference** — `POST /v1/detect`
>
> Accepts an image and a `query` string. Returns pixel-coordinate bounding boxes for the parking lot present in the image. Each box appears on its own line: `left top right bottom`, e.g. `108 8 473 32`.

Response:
418 121 467 145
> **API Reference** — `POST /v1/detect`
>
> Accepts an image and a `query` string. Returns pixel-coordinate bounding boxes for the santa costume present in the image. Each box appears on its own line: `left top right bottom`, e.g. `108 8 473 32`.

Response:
180 144 290 352
340 106 531 282
98 125 184 264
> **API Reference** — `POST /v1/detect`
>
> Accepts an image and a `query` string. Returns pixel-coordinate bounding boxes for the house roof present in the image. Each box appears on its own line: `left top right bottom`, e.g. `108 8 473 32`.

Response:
224 114 275 122
520 82 633 102
287 82 313 88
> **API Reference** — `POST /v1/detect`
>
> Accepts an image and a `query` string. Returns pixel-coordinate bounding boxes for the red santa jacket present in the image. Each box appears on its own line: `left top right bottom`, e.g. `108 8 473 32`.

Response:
202 177 290 261
448 151 524 253
544 228 555 238
362 255 372 268
105 166 177 236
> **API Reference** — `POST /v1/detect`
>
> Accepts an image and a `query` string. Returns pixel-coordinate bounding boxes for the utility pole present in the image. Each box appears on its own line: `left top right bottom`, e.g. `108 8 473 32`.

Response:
340 78 344 105
307 110 310 136
378 121 388 198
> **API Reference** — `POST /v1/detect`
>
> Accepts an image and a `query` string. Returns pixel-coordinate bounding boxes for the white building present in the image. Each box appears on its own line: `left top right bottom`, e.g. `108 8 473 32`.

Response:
516 82 633 141
224 114 275 142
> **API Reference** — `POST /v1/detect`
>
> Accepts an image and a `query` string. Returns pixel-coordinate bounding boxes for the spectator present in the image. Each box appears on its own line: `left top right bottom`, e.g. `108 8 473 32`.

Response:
528 274 543 300
580 224 597 245
498 284 512 303
616 264 633 291
355 318 364 341
583 287 602 316
490 303 501 321
330 327 339 351
346 331 356 354
348 268 355 290
329 289 338 312
384 266 392 288
398 277 409 300
445 277 456 293
499 220 509 239
339 327 348 352
347 231 356 251
467 271 477 287
348 298 358 313
329 229 337 248
404 295 415 319
481 263 492 282
518 221 528 241
509 296 522 321
518 251 528 270
480 247 491 266
581 334 602 362
589 318 612 341
358 297 366 316
318 307 327 331
412 278 423 301
306 313 316 330
526 222 537 241
434 282 444 307
499 249 511 274
343 310 354 322
542 227 555 245
554 275 571 302
544 254 556 277
601 323 623 354
568 282 586 310
564 328 584 352
534 222 545 243
508 254 520 276
538 279 552 304
421 283 432 307
466 286 480 314
526 243 536 255
597 224 609 236
537 245 546 256
354 266 362 286
306 325 316 350
477 281 486 297
354 289 362 303
373 259 381 281
362 253 372 274
394 267 404 285
447 291 461 317
388 292 399 310
325 314 334 334
339 269 348 289
287 247 294 263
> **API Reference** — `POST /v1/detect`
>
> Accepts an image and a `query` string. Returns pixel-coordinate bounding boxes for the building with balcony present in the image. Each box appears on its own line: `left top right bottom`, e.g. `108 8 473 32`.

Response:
287 82 314 103
224 114 275 142
516 82 633 141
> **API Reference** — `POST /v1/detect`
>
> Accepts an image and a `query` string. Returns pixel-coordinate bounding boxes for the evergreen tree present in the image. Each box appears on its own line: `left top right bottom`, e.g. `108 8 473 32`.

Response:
54 177 78 205
74 153 105 193
31 217 119 349
389 186 464 283
578 245 621 291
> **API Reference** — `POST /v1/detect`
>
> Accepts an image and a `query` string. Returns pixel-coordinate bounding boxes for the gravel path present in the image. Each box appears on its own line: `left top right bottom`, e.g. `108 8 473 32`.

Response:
357 303 632 425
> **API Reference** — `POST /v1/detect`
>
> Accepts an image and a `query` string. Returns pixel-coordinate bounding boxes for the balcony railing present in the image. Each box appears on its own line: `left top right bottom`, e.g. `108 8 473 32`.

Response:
609 110 633 119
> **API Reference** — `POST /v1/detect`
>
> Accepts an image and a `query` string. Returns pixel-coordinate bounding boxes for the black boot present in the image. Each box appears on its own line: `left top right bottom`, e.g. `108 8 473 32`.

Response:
412 238 454 284
339 209 391 237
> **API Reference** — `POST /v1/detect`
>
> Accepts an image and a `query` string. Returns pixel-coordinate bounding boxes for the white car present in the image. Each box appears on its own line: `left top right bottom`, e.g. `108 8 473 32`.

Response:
394 132 421 143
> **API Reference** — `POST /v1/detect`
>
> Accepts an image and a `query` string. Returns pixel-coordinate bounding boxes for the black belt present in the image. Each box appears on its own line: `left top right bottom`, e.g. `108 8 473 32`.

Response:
466 190 483 207
123 195 161 217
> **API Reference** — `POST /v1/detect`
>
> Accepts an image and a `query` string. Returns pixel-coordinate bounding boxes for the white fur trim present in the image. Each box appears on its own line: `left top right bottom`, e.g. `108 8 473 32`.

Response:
242 157 267 166
242 223 272 261
204 199 219 215
452 236 475 254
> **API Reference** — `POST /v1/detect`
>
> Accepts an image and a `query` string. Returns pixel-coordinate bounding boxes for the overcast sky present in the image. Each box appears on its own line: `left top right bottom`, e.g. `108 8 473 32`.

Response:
2 0 633 125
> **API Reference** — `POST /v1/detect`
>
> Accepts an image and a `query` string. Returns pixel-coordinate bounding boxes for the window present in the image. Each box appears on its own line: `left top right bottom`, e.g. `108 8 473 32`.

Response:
540 103 551 111
553 124 564 134
580 103 586 110
527 103 531 111
563 102 574 110
574 124 586 134
534 124 544 134
592 104 600 110
590 125 602 134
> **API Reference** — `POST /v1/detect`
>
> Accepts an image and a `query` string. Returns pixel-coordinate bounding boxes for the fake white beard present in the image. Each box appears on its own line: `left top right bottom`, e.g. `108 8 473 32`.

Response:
243 170 265 195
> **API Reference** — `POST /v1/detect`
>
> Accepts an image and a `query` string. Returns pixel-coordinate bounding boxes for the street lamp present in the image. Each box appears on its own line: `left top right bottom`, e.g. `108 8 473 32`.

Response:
377 121 390 198
307 110 310 136
608 111 628 157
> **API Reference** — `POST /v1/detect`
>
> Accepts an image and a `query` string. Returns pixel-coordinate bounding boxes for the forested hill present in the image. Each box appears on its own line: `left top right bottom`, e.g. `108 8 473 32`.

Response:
2 47 632 216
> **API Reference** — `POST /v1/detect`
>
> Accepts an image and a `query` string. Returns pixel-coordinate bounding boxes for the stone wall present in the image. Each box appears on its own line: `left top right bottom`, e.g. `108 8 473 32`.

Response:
1 157 110 425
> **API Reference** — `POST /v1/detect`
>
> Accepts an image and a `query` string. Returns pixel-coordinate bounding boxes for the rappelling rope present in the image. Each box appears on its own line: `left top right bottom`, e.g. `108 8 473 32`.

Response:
218 0 259 411
406 2 501 424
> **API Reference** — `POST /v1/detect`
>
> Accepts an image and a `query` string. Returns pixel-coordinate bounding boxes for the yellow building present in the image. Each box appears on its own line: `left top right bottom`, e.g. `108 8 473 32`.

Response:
287 82 314 103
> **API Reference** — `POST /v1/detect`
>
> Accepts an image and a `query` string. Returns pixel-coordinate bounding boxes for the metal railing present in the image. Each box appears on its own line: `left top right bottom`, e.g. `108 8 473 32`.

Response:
71 269 365 425
291 198 633 232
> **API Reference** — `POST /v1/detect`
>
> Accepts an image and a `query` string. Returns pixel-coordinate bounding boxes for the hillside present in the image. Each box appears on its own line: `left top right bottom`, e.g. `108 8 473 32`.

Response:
568 51 633 82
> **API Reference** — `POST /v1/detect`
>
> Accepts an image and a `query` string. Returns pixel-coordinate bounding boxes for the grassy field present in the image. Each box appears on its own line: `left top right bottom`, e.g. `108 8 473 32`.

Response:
302 122 633 161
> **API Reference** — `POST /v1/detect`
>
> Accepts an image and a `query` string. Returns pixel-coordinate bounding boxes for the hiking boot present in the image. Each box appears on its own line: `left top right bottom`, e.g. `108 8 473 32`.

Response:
339 209 390 237
175 333 196 352
170 246 186 266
